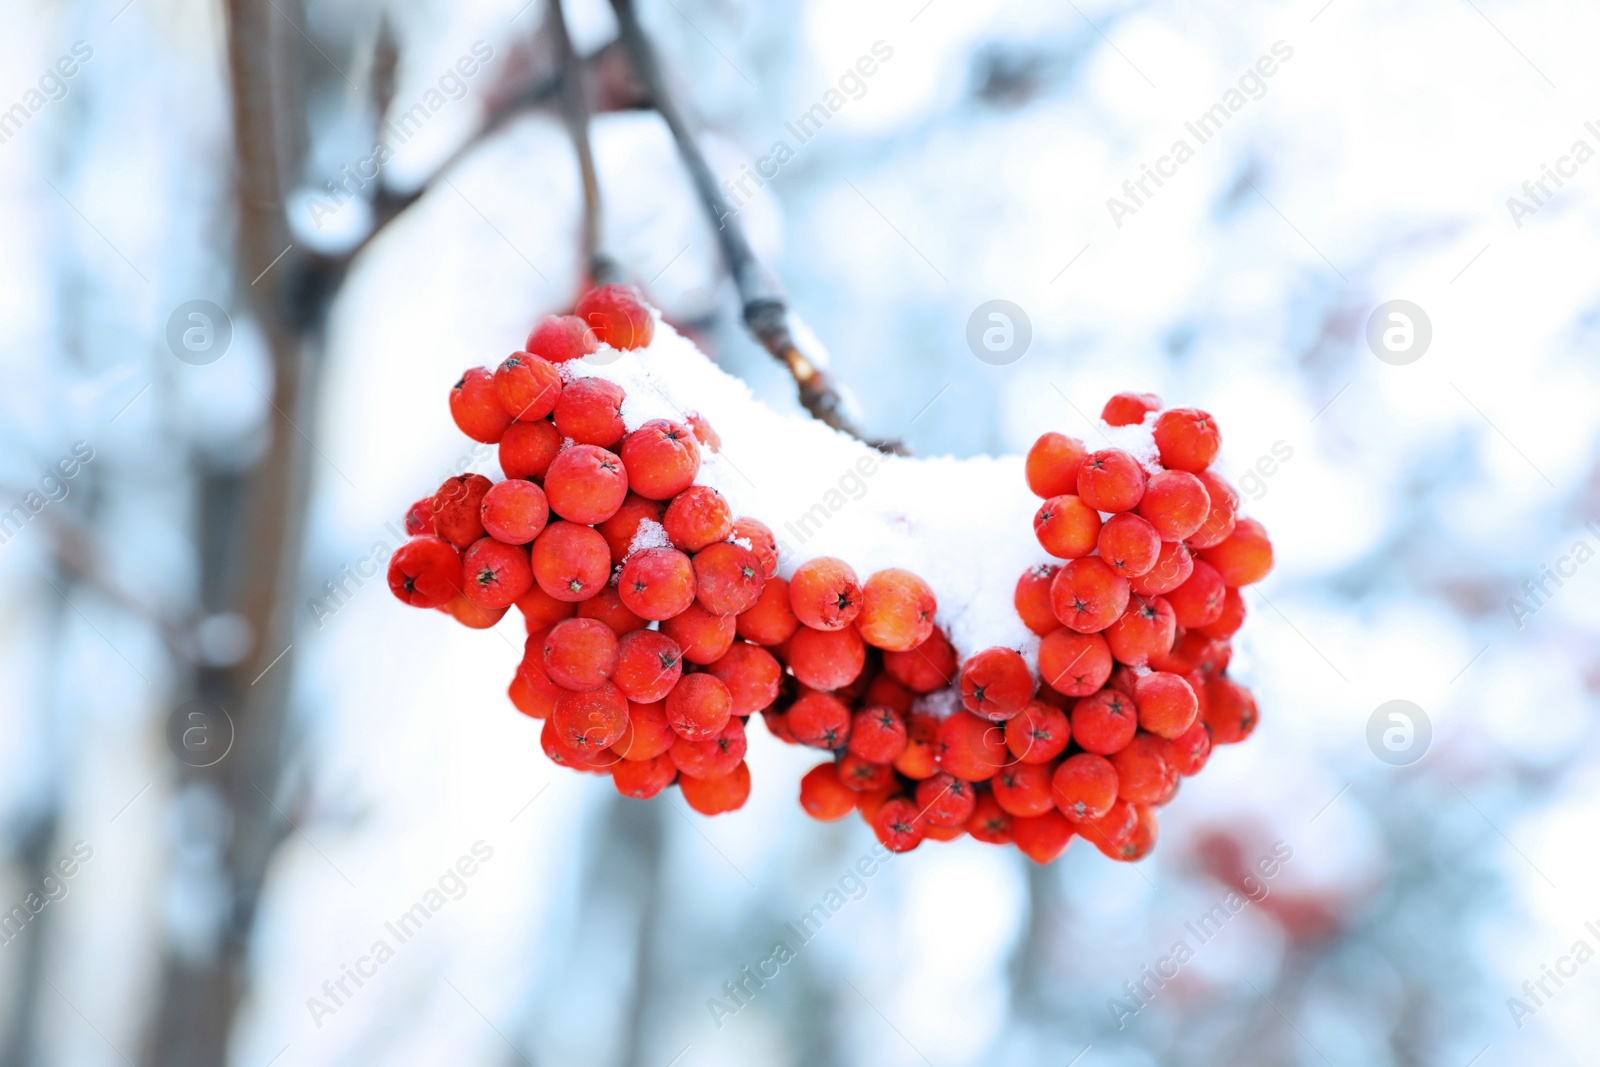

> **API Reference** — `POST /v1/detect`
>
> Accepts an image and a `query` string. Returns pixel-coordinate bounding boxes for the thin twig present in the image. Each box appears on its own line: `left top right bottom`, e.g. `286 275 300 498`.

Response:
605 0 890 449
547 0 621 284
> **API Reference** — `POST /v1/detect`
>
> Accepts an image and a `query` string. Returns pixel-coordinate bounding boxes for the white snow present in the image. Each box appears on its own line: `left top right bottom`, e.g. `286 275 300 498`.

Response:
571 316 1056 668
625 516 671 558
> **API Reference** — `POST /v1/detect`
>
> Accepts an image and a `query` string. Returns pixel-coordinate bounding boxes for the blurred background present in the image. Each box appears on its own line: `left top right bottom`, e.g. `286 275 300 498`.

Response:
3 0 1600 1063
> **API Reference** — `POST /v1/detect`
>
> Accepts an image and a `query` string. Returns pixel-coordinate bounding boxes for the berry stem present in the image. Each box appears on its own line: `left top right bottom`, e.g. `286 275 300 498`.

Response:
547 0 622 286
606 0 899 452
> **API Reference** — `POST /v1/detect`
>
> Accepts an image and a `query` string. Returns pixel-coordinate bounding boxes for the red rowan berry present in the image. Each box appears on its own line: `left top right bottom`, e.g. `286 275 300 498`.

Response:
705 642 781 716
1078 448 1146 513
670 715 747 779
611 698 675 760
1166 719 1213 776
1104 595 1177 667
787 691 852 749
404 496 434 536
848 705 908 763
788 557 862 631
662 485 732 552
544 445 628 524
1166 560 1226 628
1037 629 1113 696
577 585 645 636
450 367 512 443
924 820 967 842
960 647 1034 721
1133 672 1198 739
441 593 506 629
694 540 764 616
553 377 626 447
788 625 866 691
597 493 665 566
1149 629 1217 675
1070 689 1138 755
660 602 736 664
1196 586 1246 639
1129 539 1193 597
967 791 1013 844
863 674 915 715
1014 564 1061 636
800 763 858 820
542 617 619 691
729 517 778 578
917 772 977 827
1082 798 1138 854
1006 700 1071 763
462 538 533 609
1034 495 1102 559
665 673 732 742
1011 810 1074 863
389 536 463 608
991 761 1056 818
735 575 799 646
499 420 562 482
855 785 896 825
612 753 677 799
1097 512 1161 577
541 718 610 773
687 412 721 452
1051 556 1131 634
553 681 629 752
872 797 926 852
480 479 550 544
431 473 493 549
619 419 700 500
1052 753 1118 822
1111 734 1176 805
1138 469 1211 542
1101 391 1161 426
883 628 957 692
856 568 936 652
1203 675 1258 744
516 582 578 630
508 673 546 719
937 711 1007 782
494 351 562 421
574 283 654 350
680 761 751 816
1025 432 1089 498
1198 517 1273 586
1111 805 1158 861
525 314 599 364
1187 469 1239 549
838 753 894 791
617 546 696 620
611 630 683 703
1152 407 1220 472
530 521 610 601
1107 663 1139 697
517 628 562 704
894 714 941 778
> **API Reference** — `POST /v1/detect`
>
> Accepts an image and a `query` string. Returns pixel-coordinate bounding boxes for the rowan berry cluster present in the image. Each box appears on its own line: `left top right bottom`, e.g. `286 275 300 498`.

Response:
388 285 1271 863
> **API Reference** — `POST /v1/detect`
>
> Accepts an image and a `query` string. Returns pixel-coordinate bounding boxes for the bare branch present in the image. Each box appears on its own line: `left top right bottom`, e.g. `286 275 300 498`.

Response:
605 0 892 449
548 0 621 285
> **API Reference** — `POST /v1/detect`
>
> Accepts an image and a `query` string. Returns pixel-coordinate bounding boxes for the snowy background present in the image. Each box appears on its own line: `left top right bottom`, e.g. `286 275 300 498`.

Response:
3 0 1600 1064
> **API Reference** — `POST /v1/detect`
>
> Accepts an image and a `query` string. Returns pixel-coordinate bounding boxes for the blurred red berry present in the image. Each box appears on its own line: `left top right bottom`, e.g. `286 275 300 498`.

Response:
450 367 512 443
574 284 654 350
389 536 462 608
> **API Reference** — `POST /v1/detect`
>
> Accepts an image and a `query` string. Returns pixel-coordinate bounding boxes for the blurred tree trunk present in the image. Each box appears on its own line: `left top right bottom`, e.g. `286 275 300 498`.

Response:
142 0 320 1062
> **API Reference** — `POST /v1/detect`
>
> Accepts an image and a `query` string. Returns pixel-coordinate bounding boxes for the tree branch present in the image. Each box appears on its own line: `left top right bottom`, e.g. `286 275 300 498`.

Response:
605 0 891 449
548 0 621 285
